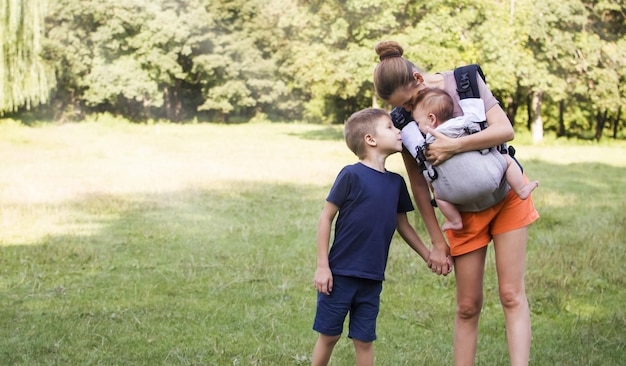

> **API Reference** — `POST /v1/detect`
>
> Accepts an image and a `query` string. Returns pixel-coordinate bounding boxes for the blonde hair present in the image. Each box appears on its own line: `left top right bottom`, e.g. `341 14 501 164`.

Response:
344 108 389 159
414 88 454 123
373 41 421 101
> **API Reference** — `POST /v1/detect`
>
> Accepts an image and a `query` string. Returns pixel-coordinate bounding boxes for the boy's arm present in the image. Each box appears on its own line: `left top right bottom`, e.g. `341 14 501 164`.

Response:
401 151 450 271
396 212 430 263
314 201 338 295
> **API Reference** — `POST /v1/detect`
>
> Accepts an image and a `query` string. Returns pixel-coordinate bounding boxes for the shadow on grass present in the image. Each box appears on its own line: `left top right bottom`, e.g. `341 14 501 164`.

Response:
1 162 625 365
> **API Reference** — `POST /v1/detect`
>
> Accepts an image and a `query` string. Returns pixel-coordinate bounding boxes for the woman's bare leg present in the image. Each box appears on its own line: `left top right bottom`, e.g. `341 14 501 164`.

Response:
453 246 487 366
493 227 531 366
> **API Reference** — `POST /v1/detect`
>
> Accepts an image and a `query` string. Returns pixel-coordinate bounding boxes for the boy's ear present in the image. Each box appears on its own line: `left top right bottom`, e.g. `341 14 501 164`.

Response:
364 133 377 146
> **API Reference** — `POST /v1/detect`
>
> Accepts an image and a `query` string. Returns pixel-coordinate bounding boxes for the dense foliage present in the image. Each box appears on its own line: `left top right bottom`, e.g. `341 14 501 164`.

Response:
0 0 52 112
2 0 625 139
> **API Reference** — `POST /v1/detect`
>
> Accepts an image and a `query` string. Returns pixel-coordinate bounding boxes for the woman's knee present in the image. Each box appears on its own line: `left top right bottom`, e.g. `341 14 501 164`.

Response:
499 285 526 309
456 297 483 319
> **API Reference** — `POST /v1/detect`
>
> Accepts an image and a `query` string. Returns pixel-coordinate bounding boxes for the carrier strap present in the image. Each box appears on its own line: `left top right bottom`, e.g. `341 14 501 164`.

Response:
454 64 486 100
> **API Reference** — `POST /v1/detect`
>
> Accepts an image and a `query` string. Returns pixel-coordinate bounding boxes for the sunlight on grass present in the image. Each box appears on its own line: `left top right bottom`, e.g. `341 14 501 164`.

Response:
564 300 603 319
532 190 577 208
522 145 626 167
1 121 625 365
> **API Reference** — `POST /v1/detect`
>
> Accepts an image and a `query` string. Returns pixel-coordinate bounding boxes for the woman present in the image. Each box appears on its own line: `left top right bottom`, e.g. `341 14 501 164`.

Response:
373 40 539 366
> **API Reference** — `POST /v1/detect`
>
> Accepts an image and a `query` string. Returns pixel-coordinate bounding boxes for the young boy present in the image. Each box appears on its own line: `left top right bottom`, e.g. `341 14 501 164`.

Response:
407 88 539 231
312 108 437 366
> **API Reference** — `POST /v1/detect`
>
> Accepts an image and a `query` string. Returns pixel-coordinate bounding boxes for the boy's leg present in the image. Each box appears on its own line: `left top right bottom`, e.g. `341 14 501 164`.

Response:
312 334 341 366
435 193 463 231
503 155 538 200
312 276 353 365
347 279 381 364
353 339 374 366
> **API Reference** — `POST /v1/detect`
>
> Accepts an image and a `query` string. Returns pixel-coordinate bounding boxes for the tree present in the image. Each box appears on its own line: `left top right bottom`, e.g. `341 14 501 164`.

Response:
1 0 54 114
287 0 408 123
13 0 623 136
193 0 291 122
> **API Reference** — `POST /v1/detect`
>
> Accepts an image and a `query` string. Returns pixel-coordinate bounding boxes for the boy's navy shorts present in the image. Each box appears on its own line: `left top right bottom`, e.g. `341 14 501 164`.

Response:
312 275 382 342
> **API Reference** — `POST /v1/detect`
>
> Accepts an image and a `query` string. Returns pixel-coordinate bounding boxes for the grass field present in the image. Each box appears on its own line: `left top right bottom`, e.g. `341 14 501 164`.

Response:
1 119 625 365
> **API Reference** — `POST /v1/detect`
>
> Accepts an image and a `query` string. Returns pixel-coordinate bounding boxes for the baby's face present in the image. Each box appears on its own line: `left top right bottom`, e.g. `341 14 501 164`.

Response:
412 106 435 133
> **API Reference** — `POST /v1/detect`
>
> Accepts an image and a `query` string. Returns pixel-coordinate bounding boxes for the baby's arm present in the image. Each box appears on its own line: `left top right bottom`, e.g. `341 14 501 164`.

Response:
314 201 338 295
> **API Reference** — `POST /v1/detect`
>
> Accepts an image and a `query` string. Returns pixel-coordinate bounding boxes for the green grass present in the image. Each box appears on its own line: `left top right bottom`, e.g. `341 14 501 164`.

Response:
1 120 625 365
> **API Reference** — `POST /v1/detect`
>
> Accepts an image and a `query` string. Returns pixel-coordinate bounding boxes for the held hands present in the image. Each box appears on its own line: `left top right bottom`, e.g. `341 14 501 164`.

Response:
314 267 333 295
428 250 454 276
425 127 458 166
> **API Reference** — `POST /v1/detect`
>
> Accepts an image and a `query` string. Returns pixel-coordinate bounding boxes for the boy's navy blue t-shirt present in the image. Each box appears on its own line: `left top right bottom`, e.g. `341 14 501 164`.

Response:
326 162 414 281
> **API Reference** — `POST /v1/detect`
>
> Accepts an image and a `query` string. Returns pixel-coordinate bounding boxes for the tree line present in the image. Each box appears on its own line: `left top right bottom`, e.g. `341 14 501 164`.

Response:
2 0 625 141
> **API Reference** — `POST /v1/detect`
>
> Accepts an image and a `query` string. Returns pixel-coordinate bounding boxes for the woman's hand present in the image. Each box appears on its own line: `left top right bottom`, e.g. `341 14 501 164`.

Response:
428 244 453 276
425 128 460 166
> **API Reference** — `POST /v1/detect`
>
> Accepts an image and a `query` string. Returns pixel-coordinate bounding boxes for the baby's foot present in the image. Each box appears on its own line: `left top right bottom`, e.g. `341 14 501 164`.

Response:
517 181 539 200
442 220 463 232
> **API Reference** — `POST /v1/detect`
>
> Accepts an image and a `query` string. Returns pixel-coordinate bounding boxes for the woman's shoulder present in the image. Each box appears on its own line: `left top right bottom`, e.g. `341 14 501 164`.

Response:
440 71 457 94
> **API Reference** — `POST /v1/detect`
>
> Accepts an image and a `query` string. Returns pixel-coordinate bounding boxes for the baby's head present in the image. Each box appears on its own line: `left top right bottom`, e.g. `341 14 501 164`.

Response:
412 88 454 130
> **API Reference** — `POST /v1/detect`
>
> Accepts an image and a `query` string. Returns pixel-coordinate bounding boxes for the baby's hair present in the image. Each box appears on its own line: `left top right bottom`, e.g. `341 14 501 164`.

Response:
414 88 454 123
344 108 389 159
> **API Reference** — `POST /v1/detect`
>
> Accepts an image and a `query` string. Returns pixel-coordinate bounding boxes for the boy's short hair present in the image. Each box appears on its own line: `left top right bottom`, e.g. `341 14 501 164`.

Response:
415 87 454 122
344 108 389 159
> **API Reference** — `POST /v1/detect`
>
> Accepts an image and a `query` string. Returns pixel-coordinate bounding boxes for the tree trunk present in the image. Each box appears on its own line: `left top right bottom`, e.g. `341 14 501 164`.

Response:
557 100 565 137
530 90 543 144
613 106 621 139
594 109 607 141
526 94 532 131
165 86 183 122
505 96 517 126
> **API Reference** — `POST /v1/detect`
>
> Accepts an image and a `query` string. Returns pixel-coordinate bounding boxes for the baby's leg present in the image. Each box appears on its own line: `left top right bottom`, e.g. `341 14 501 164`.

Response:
435 196 463 231
504 155 539 199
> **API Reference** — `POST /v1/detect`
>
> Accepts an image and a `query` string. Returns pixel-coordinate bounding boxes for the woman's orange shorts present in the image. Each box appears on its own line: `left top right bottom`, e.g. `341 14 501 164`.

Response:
445 180 540 257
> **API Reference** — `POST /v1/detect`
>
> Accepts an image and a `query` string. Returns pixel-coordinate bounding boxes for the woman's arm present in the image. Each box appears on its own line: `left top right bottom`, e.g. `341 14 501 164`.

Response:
401 151 451 275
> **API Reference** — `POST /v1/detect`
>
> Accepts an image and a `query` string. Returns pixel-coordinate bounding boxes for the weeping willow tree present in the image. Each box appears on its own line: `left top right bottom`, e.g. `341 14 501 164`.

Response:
1 0 53 114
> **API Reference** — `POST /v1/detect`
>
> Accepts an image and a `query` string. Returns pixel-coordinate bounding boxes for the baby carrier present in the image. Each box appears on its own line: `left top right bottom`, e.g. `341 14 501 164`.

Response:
391 65 518 212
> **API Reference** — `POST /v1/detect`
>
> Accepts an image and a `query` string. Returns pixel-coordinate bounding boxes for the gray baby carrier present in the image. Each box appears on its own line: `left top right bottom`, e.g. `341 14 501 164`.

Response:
392 65 521 212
